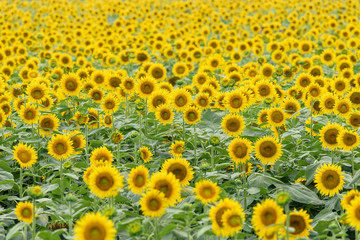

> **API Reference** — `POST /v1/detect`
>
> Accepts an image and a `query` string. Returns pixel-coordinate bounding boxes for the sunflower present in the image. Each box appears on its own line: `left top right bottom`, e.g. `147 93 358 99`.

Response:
121 77 136 94
221 208 246 237
140 146 153 163
136 76 157 98
314 163 345 197
251 199 286 234
90 146 114 166
281 99 301 117
15 201 34 224
1 102 11 118
306 83 323 100
256 80 275 100
192 72 208 89
149 171 181 206
346 197 360 231
195 92 211 110
348 89 360 108
88 165 123 198
148 63 167 82
214 92 226 111
106 74 122 90
91 70 106 85
161 158 194 186
320 92 337 114
321 49 335 66
221 114 245 137
172 62 188 78
12 142 37 168
287 209 313 239
209 198 242 237
140 189 168 218
169 140 185 158
338 129 359 151
127 165 149 194
228 138 253 165
148 90 168 112
74 112 89 125
296 73 313 89
89 87 104 103
335 98 352 117
39 96 54 111
38 114 59 137
27 82 48 103
260 63 275 79
101 93 119 114
194 179 220 205
61 73 82 96
319 123 343 150
88 108 99 129
332 78 348 96
348 111 360 129
67 130 86 154
268 108 286 127
47 134 74 161
155 105 174 125
19 105 39 125
74 212 116 240
184 106 201 124
257 109 269 127
255 136 282 164
341 190 360 209
224 90 247 112
171 88 192 111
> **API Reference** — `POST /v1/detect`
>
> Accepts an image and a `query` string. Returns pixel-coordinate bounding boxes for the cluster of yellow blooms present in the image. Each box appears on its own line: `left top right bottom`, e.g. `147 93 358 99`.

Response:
4 0 360 238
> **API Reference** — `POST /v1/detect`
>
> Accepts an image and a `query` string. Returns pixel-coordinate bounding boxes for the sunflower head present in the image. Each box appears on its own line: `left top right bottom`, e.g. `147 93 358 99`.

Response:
184 106 201 124
15 201 34 224
228 138 253 165
161 158 194 186
255 136 283 165
90 146 114 165
149 171 181 206
88 165 124 198
127 165 149 194
194 179 220 205
169 140 185 157
140 189 168 218
74 212 116 240
221 114 245 136
12 142 37 168
47 134 74 161
314 163 345 197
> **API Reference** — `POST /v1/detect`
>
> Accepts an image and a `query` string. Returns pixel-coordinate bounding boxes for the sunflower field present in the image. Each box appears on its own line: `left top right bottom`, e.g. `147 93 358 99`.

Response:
2 0 360 239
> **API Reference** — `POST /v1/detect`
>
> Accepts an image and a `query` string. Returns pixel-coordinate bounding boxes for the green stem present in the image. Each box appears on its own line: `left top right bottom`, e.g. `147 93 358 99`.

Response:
60 161 64 202
310 99 313 139
117 143 121 165
285 204 290 240
210 146 214 171
242 163 247 208
32 199 36 240
85 124 89 164
203 205 208 240
144 99 148 135
125 94 128 118
182 114 186 141
20 167 23 198
352 150 356 189
331 150 334 164
23 223 27 240
68 201 73 236
154 217 159 240
356 230 359 240
139 110 142 147
193 124 197 166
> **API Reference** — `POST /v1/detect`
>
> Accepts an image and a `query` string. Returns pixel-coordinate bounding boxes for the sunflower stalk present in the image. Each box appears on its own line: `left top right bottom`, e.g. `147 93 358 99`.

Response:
85 124 89 164
242 163 247 209
193 124 197 166
310 99 313 139
20 167 23 198
182 115 186 141
139 110 142 147
331 150 334 164
68 201 73 236
210 146 214 171
285 204 290 240
32 199 36 240
60 161 64 202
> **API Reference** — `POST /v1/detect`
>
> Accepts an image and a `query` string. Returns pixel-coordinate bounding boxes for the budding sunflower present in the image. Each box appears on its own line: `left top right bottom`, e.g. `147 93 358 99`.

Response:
65 193 77 202
102 206 117 218
127 221 142 236
63 161 72 169
111 132 124 144
209 136 220 146
28 185 44 199
275 191 291 206
136 102 145 111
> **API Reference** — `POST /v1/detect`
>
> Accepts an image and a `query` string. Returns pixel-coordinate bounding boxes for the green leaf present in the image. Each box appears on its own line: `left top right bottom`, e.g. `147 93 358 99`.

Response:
0 160 11 172
0 170 14 191
196 225 212 238
312 208 338 234
159 224 177 238
280 184 324 205
6 222 25 240
305 162 321 185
